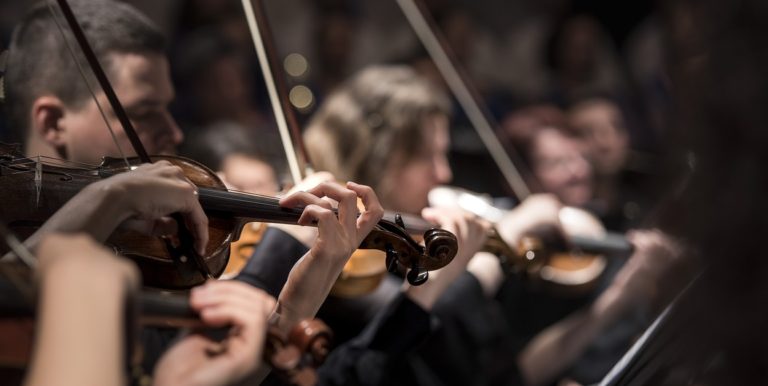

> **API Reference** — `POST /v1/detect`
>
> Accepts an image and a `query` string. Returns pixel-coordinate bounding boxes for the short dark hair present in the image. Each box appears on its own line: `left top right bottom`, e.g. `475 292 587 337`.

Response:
4 0 166 141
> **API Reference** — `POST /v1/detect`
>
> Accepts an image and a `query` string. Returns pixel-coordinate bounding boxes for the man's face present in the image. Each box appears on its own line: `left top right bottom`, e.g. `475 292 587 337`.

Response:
532 128 593 207
568 100 629 176
57 52 182 164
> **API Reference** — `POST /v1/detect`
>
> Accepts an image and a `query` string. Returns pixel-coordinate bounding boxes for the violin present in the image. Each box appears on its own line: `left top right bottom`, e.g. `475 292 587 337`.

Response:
0 143 458 289
0 267 332 386
428 186 634 293
332 203 633 298
394 0 636 295
0 224 331 386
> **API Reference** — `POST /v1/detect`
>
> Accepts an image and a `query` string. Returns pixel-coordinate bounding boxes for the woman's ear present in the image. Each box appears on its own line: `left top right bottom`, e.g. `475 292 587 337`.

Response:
30 95 67 148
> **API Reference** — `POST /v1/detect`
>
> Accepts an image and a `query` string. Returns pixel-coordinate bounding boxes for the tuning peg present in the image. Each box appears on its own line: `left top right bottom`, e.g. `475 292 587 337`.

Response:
407 263 428 286
395 213 406 228
385 246 399 273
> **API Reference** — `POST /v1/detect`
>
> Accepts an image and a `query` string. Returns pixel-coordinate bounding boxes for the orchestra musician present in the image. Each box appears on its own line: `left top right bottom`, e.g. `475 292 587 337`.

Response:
1 1 394 384
301 64 685 386
4 0 760 385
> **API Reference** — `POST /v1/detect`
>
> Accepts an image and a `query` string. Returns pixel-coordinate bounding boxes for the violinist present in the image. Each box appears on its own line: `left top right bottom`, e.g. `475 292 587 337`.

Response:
3 1 388 383
566 97 654 231
300 65 548 385
6 2 462 384
301 64 686 386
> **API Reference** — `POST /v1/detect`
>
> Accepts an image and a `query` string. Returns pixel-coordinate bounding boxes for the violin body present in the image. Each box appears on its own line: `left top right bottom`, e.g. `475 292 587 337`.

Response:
0 144 236 289
427 186 633 294
222 222 268 278
331 249 387 297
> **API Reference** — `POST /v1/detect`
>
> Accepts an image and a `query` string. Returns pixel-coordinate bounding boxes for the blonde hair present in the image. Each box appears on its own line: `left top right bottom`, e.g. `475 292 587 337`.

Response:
305 65 451 197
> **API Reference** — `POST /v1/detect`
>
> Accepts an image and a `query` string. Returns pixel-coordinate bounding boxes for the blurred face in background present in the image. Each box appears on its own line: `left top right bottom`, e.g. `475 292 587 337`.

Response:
383 113 453 214
530 127 593 206
568 99 629 176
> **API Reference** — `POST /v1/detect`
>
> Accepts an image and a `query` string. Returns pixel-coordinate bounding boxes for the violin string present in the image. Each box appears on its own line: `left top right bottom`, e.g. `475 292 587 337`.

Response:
45 0 131 169
35 156 42 206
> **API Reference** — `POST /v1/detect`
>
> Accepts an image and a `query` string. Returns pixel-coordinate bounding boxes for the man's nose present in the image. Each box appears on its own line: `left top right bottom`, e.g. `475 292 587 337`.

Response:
155 112 184 153
166 114 184 146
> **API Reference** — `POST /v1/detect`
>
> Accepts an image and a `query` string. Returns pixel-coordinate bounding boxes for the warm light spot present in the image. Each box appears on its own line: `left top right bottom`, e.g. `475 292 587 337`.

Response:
289 85 314 111
284 53 309 77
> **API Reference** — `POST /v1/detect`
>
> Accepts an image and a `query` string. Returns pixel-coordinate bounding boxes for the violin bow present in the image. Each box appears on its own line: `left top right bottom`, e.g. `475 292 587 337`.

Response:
241 0 313 186
44 0 213 279
395 0 533 201
0 221 37 303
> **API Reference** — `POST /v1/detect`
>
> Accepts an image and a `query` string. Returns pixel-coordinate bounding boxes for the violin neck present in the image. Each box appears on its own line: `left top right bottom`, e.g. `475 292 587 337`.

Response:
197 188 304 224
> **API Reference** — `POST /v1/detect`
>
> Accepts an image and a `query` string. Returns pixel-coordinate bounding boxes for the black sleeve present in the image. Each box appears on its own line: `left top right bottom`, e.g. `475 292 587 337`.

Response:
416 272 525 386
234 227 308 297
316 293 434 386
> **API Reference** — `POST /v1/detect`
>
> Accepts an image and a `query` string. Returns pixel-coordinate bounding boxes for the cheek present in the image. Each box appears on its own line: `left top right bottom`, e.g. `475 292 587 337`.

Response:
536 166 562 189
385 165 432 212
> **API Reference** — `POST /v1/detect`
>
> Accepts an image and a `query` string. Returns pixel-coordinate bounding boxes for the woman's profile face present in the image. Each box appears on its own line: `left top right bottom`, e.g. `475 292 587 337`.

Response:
382 114 453 214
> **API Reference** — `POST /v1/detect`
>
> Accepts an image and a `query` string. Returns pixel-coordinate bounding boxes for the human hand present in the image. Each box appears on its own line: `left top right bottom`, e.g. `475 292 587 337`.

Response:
153 280 276 386
273 181 383 331
36 233 139 289
422 207 490 267
271 172 338 247
406 207 491 309
97 161 209 255
496 194 563 246
600 229 685 317
25 233 139 386
279 181 383 266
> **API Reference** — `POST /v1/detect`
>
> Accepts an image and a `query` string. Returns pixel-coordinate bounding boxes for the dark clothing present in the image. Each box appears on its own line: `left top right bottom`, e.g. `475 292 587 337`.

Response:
139 227 309 378
235 227 310 297
239 228 438 386
408 273 525 386
319 272 524 386
317 293 433 386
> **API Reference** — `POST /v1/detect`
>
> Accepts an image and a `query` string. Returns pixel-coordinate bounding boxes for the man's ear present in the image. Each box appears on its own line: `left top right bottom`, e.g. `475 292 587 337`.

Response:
30 95 67 148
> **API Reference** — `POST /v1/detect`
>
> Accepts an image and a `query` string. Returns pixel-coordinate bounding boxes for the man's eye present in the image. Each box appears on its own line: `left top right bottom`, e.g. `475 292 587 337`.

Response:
131 110 159 121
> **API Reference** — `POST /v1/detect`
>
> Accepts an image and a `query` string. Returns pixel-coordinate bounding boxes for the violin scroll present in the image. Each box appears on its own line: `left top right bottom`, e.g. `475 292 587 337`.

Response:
360 217 457 286
265 319 333 386
423 228 459 267
287 319 333 367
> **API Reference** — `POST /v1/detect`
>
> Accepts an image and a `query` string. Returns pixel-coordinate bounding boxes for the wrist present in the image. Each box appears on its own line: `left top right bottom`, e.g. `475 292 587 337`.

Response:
269 301 303 335
590 285 629 327
466 252 504 298
87 178 134 223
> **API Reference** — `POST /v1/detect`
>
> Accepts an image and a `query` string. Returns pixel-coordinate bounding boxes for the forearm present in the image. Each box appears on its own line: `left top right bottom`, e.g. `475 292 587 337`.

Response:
272 252 345 334
26 264 129 386
518 286 626 386
25 183 130 251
